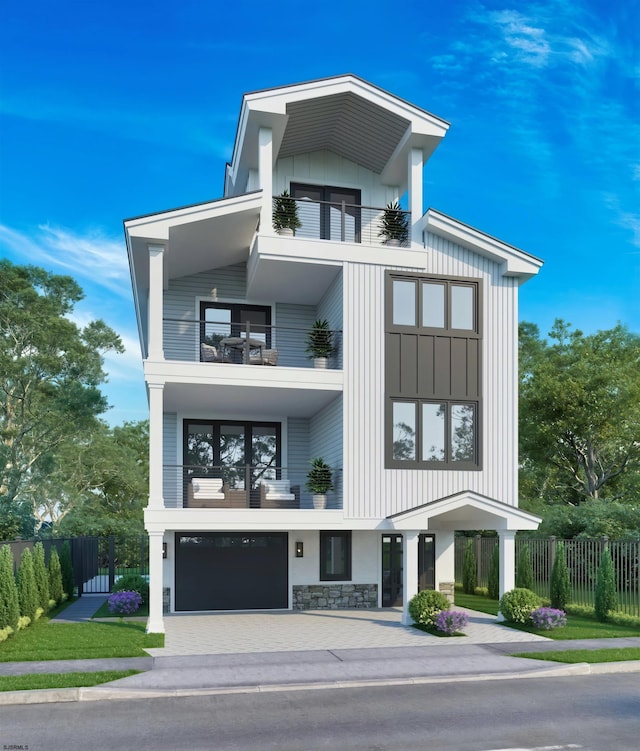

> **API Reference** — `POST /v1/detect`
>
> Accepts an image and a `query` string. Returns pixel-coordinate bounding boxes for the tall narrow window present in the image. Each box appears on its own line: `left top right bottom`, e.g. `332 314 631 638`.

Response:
393 280 417 326
320 531 352 581
422 403 446 462
392 402 416 461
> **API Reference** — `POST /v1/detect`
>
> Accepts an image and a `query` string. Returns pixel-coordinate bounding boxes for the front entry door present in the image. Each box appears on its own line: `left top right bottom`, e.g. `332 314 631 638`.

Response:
382 533 437 607
382 535 403 607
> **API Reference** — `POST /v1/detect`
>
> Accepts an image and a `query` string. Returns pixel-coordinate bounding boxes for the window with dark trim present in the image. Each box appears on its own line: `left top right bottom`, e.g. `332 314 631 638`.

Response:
319 531 352 581
385 271 482 470
200 302 272 357
291 183 362 243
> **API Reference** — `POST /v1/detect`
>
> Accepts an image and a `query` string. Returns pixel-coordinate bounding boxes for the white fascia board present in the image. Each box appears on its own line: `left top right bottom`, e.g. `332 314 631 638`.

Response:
424 209 544 281
124 192 262 241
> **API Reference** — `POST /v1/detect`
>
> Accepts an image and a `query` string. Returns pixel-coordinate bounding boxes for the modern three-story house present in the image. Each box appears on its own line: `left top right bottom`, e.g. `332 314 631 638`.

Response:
124 75 543 634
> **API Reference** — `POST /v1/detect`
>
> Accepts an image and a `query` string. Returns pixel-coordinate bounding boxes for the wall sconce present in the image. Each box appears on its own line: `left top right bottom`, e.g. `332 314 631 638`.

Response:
295 541 304 558
163 543 168 559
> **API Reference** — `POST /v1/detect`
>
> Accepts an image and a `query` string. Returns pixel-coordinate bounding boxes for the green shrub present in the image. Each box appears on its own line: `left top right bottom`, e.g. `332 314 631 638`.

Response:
32 542 50 613
112 574 149 606
0 545 20 631
48 548 63 604
594 548 617 622
516 544 534 590
474 586 489 597
408 589 451 627
17 548 39 622
462 540 477 595
498 588 541 623
550 541 571 610
487 544 500 600
60 541 75 599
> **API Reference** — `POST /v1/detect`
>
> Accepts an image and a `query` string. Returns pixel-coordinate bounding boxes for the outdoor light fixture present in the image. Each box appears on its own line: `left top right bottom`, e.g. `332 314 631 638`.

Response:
163 542 168 559
295 541 304 558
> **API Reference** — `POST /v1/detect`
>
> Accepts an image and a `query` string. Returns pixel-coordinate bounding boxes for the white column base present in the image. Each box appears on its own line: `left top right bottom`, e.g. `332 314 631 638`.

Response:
401 531 420 625
147 531 165 635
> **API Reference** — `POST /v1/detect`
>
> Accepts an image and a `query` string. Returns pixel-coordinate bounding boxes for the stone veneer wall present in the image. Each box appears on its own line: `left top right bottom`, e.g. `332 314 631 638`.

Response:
293 584 378 610
439 581 455 604
163 587 170 614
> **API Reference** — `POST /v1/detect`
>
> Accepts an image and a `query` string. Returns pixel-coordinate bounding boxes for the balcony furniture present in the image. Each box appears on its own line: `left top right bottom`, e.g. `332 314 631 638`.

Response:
261 349 278 366
200 342 231 363
220 336 264 364
260 480 297 508
188 477 225 507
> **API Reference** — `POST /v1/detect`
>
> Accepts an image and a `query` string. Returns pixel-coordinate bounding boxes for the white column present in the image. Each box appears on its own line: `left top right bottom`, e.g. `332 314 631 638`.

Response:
401 531 420 625
434 530 455 589
147 244 165 360
147 383 164 510
408 147 423 248
146 531 165 634
497 530 516 620
258 127 273 234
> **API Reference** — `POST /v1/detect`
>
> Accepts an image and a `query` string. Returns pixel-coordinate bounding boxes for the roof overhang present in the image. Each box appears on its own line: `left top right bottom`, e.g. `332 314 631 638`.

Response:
387 491 541 531
423 209 544 282
227 75 450 195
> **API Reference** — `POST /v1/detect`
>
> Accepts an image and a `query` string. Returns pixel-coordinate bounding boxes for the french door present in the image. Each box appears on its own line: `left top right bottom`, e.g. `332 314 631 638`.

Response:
381 533 436 607
291 183 361 243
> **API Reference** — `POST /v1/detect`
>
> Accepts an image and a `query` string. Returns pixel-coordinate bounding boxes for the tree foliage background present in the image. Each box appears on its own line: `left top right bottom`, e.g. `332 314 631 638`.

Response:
0 261 147 539
519 320 640 538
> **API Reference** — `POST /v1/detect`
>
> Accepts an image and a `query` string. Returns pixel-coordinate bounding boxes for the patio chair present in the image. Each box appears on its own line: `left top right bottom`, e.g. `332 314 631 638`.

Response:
188 477 225 507
260 480 296 508
200 342 230 363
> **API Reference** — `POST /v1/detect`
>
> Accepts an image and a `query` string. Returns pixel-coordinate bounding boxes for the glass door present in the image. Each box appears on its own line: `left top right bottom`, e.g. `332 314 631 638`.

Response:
382 534 403 607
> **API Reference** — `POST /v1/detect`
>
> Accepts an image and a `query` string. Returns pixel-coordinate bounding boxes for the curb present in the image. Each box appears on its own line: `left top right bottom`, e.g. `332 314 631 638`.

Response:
0 662 602 706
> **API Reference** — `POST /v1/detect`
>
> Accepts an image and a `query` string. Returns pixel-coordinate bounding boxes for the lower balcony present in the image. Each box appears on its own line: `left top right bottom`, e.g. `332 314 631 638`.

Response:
163 465 343 510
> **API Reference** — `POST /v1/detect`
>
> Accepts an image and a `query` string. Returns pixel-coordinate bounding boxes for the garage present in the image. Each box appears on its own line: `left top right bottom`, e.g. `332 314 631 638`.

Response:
175 532 288 611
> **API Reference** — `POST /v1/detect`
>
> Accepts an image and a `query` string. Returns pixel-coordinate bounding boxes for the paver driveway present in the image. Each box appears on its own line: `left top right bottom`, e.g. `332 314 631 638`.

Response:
145 607 549 656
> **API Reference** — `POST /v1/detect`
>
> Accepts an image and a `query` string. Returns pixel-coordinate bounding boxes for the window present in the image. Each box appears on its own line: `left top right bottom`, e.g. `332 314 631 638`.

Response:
391 400 478 467
385 271 482 470
200 302 271 360
291 184 361 243
320 531 352 581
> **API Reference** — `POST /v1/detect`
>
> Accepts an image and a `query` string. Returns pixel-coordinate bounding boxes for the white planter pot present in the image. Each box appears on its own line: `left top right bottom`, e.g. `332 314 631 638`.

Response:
385 238 400 247
277 227 294 236
313 357 328 369
313 494 327 509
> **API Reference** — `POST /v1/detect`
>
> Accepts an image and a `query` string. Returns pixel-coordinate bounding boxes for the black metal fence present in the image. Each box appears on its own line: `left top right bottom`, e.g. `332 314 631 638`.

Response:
1 535 148 595
455 535 640 617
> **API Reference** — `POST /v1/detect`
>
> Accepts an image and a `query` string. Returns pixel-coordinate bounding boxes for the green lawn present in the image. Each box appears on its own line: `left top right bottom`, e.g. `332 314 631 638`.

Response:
512 648 640 664
502 613 640 640
454 591 499 615
0 618 163 662
0 670 141 692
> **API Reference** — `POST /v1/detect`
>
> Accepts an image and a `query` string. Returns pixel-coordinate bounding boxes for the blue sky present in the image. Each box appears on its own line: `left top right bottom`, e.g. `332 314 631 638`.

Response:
1 0 638 425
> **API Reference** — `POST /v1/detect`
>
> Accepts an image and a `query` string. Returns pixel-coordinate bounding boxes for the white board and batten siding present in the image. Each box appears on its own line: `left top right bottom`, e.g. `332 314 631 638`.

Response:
343 234 519 520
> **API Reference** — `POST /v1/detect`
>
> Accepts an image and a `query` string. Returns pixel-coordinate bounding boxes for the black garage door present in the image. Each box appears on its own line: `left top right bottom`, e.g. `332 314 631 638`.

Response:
175 532 288 611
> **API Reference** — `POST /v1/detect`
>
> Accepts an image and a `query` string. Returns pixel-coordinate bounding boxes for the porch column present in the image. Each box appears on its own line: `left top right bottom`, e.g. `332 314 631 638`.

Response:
147 243 165 360
147 383 164 510
408 147 423 248
497 529 516 620
147 531 165 634
401 530 420 625
258 127 273 234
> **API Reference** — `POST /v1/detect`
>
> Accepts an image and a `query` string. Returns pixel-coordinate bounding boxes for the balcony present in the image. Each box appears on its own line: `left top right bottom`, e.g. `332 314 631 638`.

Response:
163 465 343 510
163 319 342 369
275 195 411 248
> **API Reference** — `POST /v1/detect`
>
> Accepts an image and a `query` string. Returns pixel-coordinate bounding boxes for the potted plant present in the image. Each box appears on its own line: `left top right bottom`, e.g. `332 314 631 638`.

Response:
272 190 301 235
378 200 409 246
305 319 334 369
306 457 333 509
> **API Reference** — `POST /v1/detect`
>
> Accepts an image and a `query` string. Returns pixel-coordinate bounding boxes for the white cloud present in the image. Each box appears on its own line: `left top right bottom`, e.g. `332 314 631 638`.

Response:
0 223 130 297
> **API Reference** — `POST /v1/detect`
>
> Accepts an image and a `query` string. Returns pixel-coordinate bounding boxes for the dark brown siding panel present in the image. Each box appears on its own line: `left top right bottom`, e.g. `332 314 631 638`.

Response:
451 337 468 397
418 335 435 396
400 334 418 396
468 338 480 397
386 333 401 394
434 337 451 397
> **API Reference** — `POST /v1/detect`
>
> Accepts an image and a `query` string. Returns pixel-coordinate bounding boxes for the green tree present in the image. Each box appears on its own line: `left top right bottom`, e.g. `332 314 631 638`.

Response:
17 548 38 621
550 541 571 610
487 543 500 600
59 541 74 599
32 542 50 612
48 547 63 605
594 548 617 621
0 261 123 533
462 539 477 594
519 321 640 505
0 545 20 630
516 544 534 590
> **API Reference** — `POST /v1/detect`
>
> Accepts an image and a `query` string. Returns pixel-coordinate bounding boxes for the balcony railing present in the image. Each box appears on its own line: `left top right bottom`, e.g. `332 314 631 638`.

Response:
275 196 411 248
163 319 342 368
163 465 343 510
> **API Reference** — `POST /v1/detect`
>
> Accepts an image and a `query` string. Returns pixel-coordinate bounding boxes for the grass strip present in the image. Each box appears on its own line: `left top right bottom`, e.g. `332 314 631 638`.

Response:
0 620 163 662
501 613 640 640
0 670 141 692
454 591 499 616
512 648 640 664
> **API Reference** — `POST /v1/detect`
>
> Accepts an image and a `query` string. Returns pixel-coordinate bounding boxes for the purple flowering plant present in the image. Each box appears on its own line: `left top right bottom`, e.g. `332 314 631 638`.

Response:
434 609 468 636
108 590 143 616
530 607 567 631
